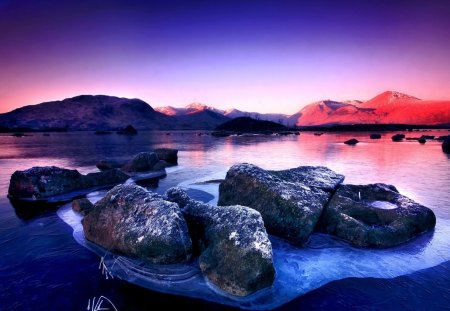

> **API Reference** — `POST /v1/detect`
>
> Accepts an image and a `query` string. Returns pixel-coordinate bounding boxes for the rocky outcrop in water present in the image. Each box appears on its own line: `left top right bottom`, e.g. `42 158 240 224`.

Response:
344 138 359 145
165 187 275 296
117 125 138 135
218 163 337 246
121 152 159 172
370 133 381 139
391 134 405 142
316 183 436 247
82 184 192 264
8 166 129 200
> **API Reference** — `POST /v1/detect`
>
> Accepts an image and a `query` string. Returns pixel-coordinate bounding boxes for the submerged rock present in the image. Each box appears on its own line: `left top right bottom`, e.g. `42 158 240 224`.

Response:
72 198 94 215
121 152 159 172
154 148 178 164
165 187 275 296
442 136 450 154
82 184 192 264
344 138 359 145
218 163 332 246
8 166 129 200
316 183 436 248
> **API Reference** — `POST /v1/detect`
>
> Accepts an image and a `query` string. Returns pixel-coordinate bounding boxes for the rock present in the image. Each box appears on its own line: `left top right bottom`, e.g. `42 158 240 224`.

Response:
83 169 130 187
117 125 138 135
8 166 129 200
72 198 94 215
419 135 435 140
370 133 381 139
165 187 275 296
82 184 192 264
121 152 159 172
270 166 344 192
151 160 167 171
96 160 123 171
218 163 332 246
154 148 178 164
443 136 450 154
316 183 436 248
418 137 426 144
344 138 359 145
391 134 405 142
314 132 323 136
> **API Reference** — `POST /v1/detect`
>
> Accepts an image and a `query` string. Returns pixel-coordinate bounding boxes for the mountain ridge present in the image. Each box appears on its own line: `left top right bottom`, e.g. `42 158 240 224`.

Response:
1 91 449 131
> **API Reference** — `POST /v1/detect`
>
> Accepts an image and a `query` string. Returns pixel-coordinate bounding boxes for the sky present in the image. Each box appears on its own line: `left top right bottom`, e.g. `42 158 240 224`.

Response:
0 0 449 114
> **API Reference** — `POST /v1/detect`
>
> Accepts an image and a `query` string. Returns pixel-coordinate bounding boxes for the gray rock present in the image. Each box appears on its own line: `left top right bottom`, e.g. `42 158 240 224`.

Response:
165 187 275 296
218 163 331 246
316 183 436 248
121 152 159 172
154 148 178 164
82 184 192 264
270 166 344 192
8 166 129 200
72 198 94 215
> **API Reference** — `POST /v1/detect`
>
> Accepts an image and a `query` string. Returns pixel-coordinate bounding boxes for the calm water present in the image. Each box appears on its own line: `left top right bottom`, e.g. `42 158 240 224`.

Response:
1 130 450 310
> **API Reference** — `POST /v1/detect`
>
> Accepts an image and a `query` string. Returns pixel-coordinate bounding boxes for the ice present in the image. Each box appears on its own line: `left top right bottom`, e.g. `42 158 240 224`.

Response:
57 182 450 310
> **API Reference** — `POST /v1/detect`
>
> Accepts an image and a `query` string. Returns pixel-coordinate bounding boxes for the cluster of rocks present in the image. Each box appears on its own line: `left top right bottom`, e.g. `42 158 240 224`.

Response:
76 162 435 297
81 185 275 297
7 149 178 202
219 163 436 248
344 133 450 150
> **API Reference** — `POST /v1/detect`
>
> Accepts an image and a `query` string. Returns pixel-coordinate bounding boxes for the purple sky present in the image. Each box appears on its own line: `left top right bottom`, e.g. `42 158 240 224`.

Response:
0 0 449 113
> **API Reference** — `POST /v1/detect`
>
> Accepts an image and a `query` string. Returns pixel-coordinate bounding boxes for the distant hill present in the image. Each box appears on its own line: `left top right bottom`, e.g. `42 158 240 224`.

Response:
1 91 449 131
216 117 287 132
289 91 450 127
0 96 228 131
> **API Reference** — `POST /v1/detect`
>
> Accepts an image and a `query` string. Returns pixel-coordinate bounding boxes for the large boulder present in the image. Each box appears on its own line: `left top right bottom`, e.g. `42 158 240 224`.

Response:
121 152 159 172
165 187 275 296
82 184 192 264
154 148 178 164
316 183 436 248
442 136 450 154
218 163 333 246
8 166 129 200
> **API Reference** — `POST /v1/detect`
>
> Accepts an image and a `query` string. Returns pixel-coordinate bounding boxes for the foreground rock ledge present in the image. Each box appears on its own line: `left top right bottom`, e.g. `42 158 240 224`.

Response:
218 163 341 246
82 184 192 264
165 187 275 296
316 183 436 247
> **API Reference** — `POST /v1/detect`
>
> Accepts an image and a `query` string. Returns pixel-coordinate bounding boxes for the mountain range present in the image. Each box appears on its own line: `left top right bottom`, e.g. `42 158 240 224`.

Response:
0 91 448 131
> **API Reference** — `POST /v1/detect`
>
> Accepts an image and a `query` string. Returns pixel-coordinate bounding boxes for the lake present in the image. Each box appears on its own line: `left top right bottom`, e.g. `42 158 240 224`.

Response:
1 130 449 310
